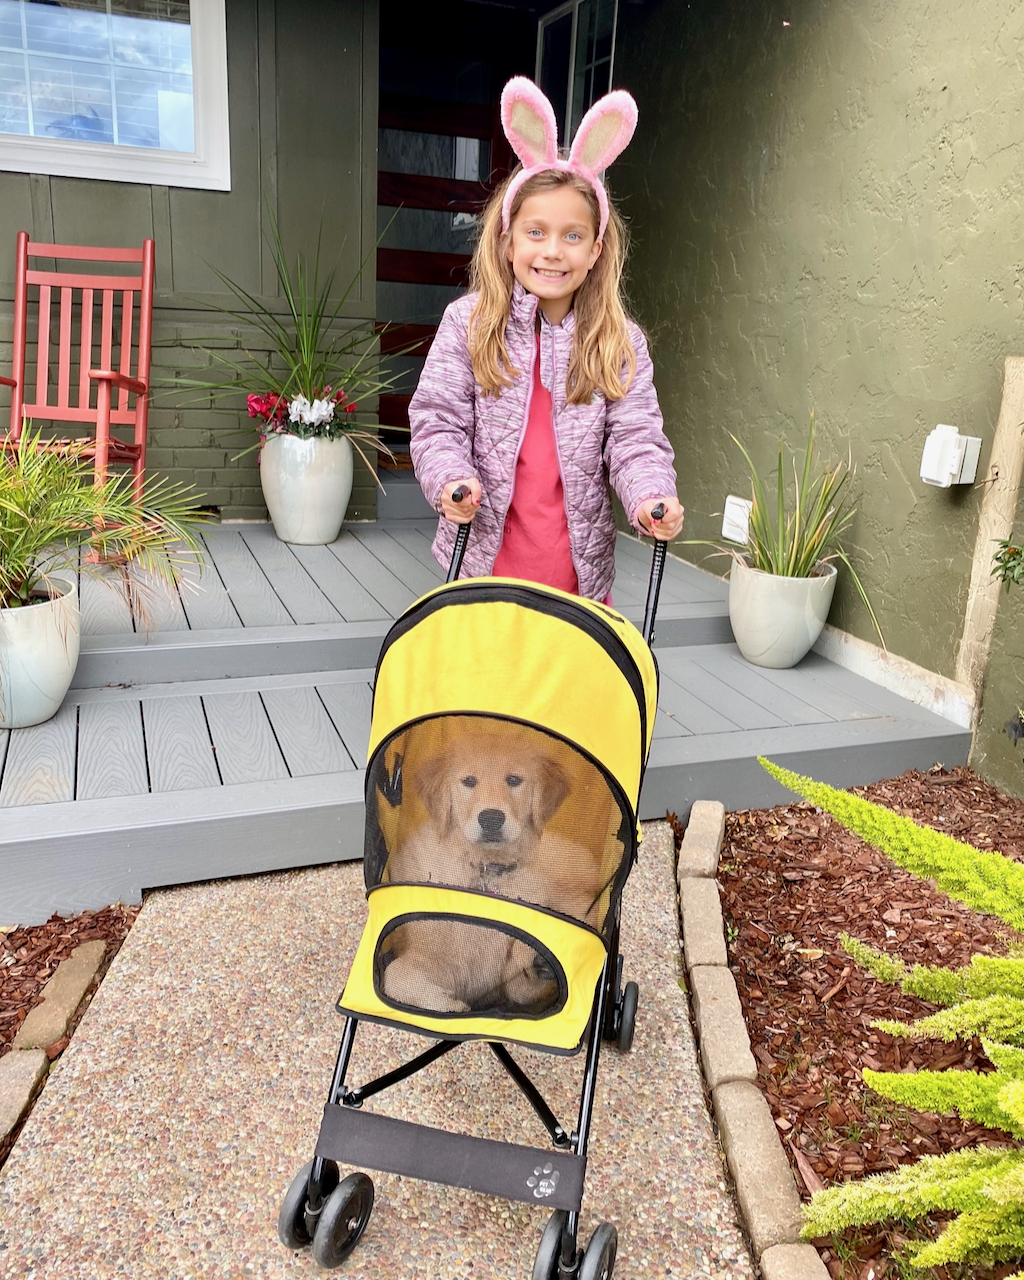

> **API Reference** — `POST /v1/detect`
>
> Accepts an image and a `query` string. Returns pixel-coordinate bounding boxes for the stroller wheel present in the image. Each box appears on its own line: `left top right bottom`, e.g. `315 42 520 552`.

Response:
311 1172 375 1268
532 1209 569 1280
278 1159 338 1250
617 982 639 1054
579 1222 618 1280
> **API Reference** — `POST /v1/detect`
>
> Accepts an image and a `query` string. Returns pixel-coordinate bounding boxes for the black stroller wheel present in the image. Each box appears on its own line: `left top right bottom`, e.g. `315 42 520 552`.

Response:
311 1172 375 1268
579 1222 618 1280
617 981 639 1054
278 1159 338 1250
532 1209 569 1280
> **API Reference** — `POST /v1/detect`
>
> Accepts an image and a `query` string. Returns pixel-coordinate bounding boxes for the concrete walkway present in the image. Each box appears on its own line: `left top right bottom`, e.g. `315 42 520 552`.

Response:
0 826 753 1280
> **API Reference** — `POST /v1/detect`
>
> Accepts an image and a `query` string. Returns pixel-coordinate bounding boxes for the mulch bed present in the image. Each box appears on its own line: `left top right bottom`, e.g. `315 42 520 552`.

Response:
0 902 140 1060
703 763 1024 1279
0 901 140 1167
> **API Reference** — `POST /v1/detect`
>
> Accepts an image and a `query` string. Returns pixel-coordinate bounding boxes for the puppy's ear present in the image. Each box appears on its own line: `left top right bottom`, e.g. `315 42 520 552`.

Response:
416 755 453 832
534 758 570 828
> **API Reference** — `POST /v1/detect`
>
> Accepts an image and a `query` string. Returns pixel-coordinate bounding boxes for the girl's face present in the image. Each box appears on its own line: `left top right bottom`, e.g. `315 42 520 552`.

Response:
507 185 602 324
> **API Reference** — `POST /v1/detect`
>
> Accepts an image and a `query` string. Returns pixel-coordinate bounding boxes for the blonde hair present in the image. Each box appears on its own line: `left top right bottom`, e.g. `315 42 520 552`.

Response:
467 168 636 404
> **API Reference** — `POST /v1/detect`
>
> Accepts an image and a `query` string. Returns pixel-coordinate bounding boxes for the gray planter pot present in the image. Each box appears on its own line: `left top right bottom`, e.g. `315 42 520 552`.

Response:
728 559 838 669
0 576 80 728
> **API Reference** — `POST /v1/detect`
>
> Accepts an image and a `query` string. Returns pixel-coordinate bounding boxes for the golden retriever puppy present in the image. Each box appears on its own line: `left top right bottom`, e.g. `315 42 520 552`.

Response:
380 731 602 1014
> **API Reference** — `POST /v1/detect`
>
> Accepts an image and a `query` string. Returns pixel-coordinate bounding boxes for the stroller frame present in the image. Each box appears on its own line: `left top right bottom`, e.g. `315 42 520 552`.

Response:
280 518 667 1276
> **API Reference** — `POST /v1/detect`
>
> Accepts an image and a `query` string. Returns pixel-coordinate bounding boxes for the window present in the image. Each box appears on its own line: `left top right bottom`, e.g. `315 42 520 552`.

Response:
536 0 619 144
0 0 230 189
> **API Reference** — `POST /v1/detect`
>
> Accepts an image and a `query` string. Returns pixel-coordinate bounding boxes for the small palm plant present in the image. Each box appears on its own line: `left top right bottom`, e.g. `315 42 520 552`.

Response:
0 427 206 611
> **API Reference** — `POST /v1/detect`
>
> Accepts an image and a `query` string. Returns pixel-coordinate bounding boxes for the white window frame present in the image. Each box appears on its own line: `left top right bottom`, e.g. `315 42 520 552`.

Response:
0 0 231 191
535 0 619 142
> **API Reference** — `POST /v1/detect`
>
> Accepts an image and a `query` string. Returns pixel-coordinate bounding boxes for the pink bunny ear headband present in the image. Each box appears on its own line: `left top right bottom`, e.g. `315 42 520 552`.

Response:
500 76 638 241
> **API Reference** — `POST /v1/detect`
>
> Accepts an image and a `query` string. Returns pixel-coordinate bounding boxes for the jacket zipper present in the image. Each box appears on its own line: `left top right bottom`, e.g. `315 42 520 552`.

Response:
500 297 540 528
544 315 579 584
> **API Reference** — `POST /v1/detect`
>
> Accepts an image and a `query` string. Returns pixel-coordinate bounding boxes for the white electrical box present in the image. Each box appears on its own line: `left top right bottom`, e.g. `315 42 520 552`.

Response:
921 424 982 488
722 494 753 543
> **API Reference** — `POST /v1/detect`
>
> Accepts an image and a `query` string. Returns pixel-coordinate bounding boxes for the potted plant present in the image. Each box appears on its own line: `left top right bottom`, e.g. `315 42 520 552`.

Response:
694 413 883 668
0 428 205 729
173 213 400 545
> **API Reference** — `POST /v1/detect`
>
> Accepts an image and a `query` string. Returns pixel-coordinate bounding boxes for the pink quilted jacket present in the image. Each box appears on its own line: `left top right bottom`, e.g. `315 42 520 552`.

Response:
408 281 677 601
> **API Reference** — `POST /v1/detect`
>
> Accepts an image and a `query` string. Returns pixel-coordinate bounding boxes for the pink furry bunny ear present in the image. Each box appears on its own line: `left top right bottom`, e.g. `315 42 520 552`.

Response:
568 90 638 176
500 77 559 169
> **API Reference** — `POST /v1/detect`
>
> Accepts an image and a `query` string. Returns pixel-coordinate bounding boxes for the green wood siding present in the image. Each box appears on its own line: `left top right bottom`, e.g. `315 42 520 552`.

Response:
0 0 380 521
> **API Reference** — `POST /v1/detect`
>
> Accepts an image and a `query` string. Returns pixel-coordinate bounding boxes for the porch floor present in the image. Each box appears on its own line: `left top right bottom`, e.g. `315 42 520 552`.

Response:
0 520 970 926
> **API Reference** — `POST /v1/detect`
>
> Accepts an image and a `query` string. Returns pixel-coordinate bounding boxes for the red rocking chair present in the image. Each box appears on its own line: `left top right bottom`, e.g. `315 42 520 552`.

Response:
1 231 155 496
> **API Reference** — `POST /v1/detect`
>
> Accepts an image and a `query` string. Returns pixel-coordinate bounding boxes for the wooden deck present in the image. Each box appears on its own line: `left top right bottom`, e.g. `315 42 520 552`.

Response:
0 521 970 925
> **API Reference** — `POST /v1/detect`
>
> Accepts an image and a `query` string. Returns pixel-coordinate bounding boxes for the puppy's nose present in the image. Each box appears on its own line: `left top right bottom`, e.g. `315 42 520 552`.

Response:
478 809 506 835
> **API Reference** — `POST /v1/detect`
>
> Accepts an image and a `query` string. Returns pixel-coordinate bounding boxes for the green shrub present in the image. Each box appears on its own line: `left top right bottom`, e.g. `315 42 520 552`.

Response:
760 758 1024 1275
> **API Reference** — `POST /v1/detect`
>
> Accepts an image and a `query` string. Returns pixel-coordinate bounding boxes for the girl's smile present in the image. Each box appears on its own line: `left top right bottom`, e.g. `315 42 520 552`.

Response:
507 187 603 324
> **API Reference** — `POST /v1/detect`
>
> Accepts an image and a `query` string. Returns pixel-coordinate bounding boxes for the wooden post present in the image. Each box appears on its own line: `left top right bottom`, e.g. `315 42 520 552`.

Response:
955 356 1024 707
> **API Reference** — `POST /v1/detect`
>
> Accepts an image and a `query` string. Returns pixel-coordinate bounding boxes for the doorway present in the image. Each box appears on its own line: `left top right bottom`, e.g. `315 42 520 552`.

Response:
374 0 621 515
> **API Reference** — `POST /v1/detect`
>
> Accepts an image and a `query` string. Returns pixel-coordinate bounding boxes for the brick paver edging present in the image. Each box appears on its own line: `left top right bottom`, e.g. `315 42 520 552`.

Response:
0 941 106 1162
674 804 829 1280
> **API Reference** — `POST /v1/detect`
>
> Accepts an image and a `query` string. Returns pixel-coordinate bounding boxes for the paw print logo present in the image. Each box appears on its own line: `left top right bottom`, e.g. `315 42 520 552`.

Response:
526 1164 560 1199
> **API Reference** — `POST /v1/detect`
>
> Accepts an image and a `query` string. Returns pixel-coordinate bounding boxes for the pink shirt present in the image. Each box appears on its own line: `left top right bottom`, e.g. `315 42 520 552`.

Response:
492 333 579 594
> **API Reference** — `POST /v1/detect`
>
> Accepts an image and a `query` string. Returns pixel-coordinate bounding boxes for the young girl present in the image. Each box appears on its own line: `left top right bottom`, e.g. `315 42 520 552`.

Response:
409 77 683 603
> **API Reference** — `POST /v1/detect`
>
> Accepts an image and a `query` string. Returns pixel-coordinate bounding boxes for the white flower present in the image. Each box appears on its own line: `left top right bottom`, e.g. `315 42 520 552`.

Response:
288 395 335 427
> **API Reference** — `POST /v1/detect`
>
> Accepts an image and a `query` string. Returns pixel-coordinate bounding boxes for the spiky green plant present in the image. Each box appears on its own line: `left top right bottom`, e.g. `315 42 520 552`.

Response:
685 412 884 645
166 205 402 478
0 427 206 611
760 758 1024 1274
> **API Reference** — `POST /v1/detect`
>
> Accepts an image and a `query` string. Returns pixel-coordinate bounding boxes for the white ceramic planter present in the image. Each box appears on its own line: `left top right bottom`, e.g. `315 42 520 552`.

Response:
728 559 838 669
0 576 80 728
259 433 354 545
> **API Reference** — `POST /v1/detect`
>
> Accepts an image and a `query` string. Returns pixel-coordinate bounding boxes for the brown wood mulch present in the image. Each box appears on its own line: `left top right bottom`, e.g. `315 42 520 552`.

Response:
696 763 1024 1279
0 903 140 1060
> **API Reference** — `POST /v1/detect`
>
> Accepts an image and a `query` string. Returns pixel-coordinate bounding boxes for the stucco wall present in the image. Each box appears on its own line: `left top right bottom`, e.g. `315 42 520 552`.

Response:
614 0 1024 677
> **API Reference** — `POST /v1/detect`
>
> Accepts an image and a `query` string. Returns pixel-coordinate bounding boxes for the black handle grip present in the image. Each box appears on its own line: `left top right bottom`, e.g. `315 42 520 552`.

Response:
651 502 665 521
452 486 467 503
446 521 471 582
642 540 667 648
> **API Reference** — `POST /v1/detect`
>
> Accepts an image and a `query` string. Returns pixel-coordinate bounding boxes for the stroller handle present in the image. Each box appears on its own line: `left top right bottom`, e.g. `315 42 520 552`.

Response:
444 498 667 647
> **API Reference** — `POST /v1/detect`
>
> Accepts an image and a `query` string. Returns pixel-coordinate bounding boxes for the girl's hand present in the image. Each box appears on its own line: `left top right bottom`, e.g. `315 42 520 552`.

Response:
440 478 482 523
638 497 684 541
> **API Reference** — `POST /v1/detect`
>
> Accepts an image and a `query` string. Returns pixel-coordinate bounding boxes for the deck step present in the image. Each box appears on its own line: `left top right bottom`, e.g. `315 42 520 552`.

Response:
0 644 970 926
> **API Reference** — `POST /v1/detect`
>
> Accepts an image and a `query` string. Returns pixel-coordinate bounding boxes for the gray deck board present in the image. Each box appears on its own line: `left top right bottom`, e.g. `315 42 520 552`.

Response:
77 700 148 800
130 560 190 635
175 546 243 631
325 531 418 617
200 529 294 627
286 542 392 622
202 690 290 786
79 561 135 636
379 523 446 580
0 702 77 807
657 649 788 732
236 526 343 624
686 646 835 726
316 680 374 767
261 686 357 774
142 696 220 792
347 524 445 599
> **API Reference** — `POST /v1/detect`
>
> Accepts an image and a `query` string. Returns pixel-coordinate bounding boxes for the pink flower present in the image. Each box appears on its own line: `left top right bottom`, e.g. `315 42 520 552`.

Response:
345 402 357 414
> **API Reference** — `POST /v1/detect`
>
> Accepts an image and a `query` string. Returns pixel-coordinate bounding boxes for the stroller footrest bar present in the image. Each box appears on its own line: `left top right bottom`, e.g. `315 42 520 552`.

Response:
315 1103 587 1211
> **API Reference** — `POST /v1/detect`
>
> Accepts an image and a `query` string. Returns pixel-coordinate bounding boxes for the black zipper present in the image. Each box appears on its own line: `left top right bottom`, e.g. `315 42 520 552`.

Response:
374 582 649 754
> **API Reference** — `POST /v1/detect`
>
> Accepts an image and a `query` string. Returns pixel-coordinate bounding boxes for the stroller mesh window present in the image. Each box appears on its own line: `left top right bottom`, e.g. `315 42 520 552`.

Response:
364 716 630 1020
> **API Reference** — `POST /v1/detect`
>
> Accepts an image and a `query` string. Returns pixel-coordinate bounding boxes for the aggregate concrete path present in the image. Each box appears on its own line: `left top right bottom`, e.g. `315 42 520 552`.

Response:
0 826 753 1280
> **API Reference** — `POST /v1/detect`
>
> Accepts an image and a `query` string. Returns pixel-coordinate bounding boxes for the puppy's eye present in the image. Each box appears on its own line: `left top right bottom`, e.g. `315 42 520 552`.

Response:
461 776 478 788
506 774 523 787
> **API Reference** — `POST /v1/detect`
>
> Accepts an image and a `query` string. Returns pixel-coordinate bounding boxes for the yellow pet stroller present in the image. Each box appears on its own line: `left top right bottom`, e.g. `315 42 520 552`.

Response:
279 512 668 1279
